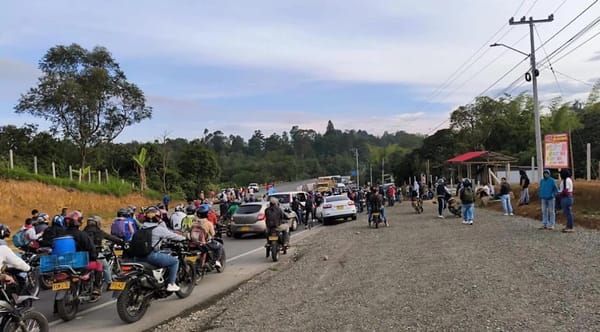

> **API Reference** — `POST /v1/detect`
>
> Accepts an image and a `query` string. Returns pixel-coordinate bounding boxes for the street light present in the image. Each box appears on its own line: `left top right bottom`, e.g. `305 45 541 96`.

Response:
490 41 543 181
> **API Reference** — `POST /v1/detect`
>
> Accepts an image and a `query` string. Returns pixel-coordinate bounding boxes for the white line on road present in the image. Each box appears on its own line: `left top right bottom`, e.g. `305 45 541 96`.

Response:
48 224 320 327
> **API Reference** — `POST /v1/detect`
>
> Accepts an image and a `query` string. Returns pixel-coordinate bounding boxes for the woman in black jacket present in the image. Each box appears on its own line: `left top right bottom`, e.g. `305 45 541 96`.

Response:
84 216 124 293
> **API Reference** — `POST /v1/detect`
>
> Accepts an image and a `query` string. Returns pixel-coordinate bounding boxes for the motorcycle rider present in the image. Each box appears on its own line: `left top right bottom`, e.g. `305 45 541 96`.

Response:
265 197 289 246
139 207 186 292
193 205 223 269
170 205 186 231
0 224 30 284
34 213 50 234
64 211 103 295
84 216 125 291
18 218 43 252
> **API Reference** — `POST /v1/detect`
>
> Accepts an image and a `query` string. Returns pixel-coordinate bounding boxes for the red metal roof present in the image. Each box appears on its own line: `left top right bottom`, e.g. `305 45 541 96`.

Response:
447 151 488 163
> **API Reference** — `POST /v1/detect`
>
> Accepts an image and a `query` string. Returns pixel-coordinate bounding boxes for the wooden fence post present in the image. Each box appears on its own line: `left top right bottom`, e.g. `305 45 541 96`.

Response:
88 171 91 183
9 150 13 169
69 165 73 181
105 169 109 183
79 169 82 183
33 156 38 174
52 162 56 178
98 170 101 184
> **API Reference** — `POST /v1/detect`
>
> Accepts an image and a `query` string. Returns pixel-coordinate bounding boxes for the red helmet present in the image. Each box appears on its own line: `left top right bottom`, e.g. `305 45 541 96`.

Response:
65 211 83 227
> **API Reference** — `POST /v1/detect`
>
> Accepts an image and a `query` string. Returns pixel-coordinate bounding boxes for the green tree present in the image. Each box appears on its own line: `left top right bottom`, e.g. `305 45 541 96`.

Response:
133 147 150 191
15 43 152 170
178 141 220 199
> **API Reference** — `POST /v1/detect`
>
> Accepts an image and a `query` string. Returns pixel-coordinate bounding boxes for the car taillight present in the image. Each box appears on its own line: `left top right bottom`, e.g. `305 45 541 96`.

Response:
121 266 133 272
323 204 332 209
348 201 355 206
54 272 69 282
257 213 265 220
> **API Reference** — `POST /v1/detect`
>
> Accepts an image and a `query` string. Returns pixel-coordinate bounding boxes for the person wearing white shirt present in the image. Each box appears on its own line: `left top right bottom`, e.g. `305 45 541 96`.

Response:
559 169 574 233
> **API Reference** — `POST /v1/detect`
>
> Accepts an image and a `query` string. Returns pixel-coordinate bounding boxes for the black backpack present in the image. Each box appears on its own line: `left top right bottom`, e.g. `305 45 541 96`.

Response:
126 226 157 257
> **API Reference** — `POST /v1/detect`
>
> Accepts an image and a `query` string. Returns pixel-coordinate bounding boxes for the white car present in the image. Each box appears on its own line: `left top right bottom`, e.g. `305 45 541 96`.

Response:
316 195 357 225
248 183 260 193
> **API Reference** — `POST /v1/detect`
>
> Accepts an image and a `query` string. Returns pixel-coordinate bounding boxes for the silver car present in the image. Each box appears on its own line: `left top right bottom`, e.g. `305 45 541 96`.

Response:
230 202 298 238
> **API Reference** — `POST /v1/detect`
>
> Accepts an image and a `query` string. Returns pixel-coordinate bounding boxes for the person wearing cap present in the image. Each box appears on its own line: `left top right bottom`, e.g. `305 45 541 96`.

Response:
539 169 559 230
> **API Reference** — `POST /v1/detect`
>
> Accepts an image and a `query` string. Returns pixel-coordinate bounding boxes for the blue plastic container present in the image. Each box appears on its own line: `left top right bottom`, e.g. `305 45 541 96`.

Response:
52 236 76 255
40 252 90 273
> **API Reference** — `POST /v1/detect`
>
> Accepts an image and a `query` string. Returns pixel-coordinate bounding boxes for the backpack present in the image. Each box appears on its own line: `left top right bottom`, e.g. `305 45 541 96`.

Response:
190 222 206 245
462 187 474 203
111 217 126 239
181 215 196 234
126 226 157 257
12 229 31 248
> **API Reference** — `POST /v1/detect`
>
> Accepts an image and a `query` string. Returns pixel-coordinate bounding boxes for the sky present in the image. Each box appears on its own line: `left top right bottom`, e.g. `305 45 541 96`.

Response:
1 0 599 142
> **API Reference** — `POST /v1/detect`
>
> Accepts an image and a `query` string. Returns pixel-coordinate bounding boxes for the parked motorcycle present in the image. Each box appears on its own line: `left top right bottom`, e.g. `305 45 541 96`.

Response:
52 263 101 321
111 240 196 323
0 282 48 332
186 238 226 283
265 229 287 262
447 197 462 217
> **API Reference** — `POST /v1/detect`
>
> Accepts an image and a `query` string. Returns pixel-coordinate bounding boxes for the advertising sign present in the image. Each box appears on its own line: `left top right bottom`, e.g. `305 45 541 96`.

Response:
544 133 570 169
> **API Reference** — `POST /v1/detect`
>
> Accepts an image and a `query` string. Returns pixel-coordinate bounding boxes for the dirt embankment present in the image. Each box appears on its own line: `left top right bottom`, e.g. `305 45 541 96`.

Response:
0 178 157 231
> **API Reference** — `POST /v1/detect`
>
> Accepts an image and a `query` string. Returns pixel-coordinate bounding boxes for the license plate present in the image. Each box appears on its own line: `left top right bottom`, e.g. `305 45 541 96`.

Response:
186 256 198 262
240 226 250 232
337 205 344 210
114 250 123 256
52 281 70 291
109 281 126 291
268 236 279 241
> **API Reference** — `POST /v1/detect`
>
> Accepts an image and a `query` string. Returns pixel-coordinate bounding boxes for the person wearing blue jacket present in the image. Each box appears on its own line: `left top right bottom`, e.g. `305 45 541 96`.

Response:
539 169 559 230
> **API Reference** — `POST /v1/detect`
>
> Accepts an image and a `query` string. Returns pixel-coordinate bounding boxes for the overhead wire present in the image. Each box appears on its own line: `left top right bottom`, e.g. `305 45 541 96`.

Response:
534 25 564 97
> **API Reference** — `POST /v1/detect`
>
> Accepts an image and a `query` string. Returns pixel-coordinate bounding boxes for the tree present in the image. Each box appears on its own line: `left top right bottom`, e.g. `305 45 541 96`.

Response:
133 147 150 191
15 43 152 170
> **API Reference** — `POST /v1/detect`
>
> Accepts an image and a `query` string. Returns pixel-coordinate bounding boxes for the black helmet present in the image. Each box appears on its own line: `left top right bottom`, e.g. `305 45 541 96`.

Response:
117 208 129 218
144 207 160 223
195 205 209 218
185 205 197 215
0 224 11 239
87 215 102 227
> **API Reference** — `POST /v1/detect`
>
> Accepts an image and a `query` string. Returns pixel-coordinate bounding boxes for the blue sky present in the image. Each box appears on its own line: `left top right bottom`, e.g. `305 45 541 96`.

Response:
1 0 599 142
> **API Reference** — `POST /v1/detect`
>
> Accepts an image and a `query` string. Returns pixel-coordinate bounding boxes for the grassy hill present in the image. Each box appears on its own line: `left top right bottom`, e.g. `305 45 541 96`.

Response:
0 178 158 231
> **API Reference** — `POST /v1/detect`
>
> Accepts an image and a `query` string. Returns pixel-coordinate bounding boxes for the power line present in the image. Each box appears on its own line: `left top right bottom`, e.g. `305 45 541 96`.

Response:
552 28 600 64
554 70 595 87
535 25 563 97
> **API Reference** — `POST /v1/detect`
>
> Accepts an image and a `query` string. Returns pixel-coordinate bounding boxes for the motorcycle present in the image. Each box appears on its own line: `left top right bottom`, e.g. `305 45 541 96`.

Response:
412 197 424 214
111 240 196 324
20 248 53 292
52 262 101 322
186 238 226 284
265 229 287 262
447 197 462 217
0 282 48 332
370 210 385 228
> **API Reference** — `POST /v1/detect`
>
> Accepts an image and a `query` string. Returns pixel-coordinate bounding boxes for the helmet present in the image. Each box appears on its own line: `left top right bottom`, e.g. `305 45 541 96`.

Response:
117 208 129 218
185 205 197 215
65 211 83 227
195 205 209 218
87 215 102 227
437 179 444 185
269 197 279 206
175 204 184 212
37 213 49 224
128 205 137 213
144 207 160 223
462 178 471 187
0 224 11 239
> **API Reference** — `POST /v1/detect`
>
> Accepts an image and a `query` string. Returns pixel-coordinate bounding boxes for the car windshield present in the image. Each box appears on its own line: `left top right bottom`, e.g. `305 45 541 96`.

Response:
236 204 262 214
270 194 290 204
326 196 348 202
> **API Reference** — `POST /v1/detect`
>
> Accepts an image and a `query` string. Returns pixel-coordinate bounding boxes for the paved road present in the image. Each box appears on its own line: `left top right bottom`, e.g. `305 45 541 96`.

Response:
40 179 317 331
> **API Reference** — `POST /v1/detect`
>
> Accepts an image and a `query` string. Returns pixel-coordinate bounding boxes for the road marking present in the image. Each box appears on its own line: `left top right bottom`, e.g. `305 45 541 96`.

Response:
48 224 320 326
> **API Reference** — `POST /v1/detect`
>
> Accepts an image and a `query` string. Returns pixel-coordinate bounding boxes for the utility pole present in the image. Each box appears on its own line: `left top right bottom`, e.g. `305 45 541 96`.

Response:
381 158 384 185
355 148 360 187
509 14 554 181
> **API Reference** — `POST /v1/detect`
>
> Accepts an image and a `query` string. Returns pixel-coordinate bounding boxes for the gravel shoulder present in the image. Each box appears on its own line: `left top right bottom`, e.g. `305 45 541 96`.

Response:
153 201 600 331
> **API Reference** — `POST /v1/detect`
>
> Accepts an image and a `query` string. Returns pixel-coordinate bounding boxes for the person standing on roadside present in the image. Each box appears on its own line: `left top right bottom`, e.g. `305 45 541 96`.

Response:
436 179 448 219
518 170 530 206
459 179 475 225
162 194 170 212
500 177 513 216
539 169 559 230
559 169 575 233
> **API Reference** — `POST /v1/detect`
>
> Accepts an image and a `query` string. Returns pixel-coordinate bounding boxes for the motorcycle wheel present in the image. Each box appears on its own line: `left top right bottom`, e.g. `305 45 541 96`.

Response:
116 280 149 324
24 268 41 297
56 287 79 322
271 241 279 262
2 309 49 332
216 251 226 273
39 273 52 290
265 247 270 258
175 262 196 299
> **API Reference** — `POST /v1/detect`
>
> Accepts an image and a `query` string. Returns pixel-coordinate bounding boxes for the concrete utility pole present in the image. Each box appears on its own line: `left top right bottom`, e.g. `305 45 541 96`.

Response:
508 14 554 182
